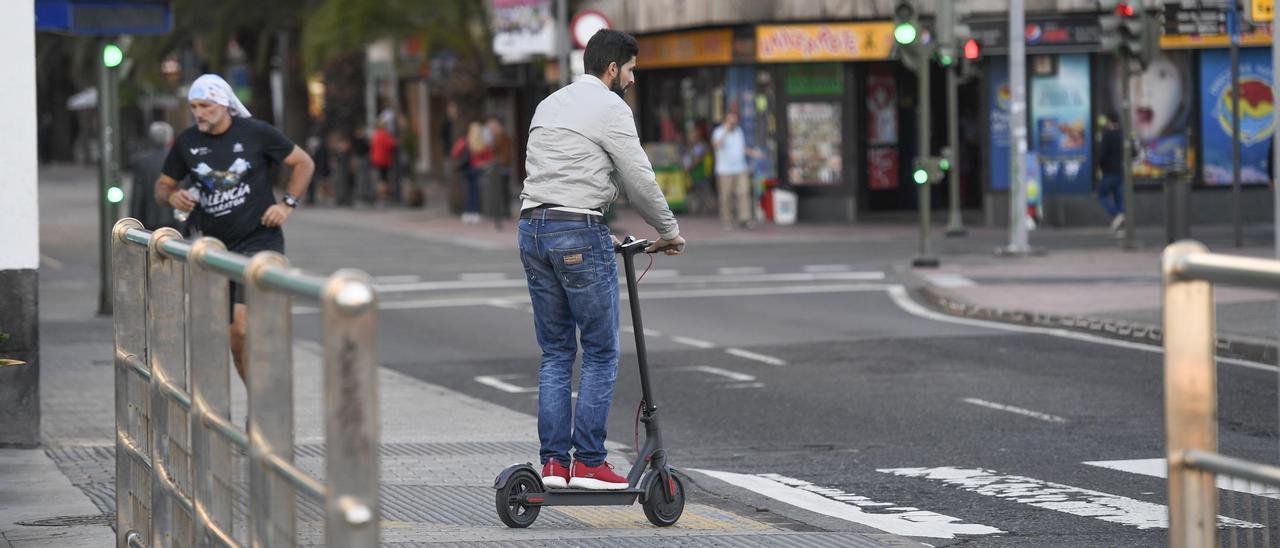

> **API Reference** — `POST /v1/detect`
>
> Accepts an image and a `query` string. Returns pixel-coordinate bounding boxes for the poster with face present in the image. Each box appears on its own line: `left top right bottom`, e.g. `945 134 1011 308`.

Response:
1101 51 1194 179
988 58 1012 191
1030 54 1092 194
1199 48 1275 185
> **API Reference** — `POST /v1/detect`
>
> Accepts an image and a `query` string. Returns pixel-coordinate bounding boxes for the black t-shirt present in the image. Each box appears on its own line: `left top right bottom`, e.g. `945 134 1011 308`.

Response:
162 117 294 252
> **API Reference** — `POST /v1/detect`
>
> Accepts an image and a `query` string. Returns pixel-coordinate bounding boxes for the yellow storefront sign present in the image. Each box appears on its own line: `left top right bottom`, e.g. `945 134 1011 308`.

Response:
1161 28 1274 49
637 29 733 69
756 22 895 63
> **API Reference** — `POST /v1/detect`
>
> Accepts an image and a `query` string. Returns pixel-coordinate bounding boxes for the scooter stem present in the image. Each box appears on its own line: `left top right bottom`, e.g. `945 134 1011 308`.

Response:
620 247 657 412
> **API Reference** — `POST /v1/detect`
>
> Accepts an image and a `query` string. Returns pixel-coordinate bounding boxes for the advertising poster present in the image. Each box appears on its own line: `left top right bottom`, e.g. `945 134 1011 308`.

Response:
1030 54 1092 194
988 58 1012 191
867 147 898 190
1099 51 1194 179
491 0 555 62
1199 48 1275 185
787 102 842 185
866 65 898 145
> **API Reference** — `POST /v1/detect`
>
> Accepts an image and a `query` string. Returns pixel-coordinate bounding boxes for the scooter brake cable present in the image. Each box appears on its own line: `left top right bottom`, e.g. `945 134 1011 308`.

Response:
637 254 655 283
633 399 645 455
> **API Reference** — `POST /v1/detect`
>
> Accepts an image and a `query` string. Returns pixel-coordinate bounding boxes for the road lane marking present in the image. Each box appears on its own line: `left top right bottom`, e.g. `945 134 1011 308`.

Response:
726 348 787 366
1083 458 1280 499
621 326 662 337
39 254 65 270
294 283 896 314
880 466 1261 529
459 272 507 281
671 336 717 349
373 274 420 284
885 285 1279 373
924 273 976 288
679 365 756 382
962 398 1067 424
474 375 536 394
642 269 680 278
375 271 887 292
718 266 766 276
804 264 851 273
688 469 1003 539
723 381 766 389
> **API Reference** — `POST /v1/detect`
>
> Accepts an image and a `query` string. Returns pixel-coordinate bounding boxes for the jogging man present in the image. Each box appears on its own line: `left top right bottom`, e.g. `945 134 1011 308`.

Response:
155 74 315 383
519 29 686 490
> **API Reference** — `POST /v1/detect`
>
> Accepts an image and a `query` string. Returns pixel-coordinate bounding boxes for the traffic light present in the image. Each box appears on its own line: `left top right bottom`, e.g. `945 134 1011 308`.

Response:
106 185 124 203
963 38 981 60
912 157 946 185
1099 1 1154 71
913 163 929 185
893 0 920 46
102 42 123 68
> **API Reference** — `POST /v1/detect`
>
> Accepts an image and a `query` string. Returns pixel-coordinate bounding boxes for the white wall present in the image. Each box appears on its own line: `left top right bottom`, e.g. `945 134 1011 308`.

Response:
0 0 37 271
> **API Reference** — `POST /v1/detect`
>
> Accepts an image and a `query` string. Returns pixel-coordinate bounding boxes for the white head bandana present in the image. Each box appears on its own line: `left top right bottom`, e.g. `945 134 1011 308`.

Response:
187 74 252 118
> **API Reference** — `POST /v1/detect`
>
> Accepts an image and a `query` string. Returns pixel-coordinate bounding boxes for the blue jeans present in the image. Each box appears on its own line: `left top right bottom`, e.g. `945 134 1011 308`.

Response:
517 216 619 467
1098 172 1124 218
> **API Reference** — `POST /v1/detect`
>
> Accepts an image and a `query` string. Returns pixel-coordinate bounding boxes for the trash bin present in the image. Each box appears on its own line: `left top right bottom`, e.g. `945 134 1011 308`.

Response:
773 187 798 225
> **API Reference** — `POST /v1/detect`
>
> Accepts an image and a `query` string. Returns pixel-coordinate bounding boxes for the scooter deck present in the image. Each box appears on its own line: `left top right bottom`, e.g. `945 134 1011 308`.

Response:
524 488 644 506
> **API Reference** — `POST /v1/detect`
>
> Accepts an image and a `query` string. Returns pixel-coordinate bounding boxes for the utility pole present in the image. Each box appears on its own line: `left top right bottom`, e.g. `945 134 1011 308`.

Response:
1230 5 1243 247
939 0 971 237
1003 0 1030 255
556 0 569 88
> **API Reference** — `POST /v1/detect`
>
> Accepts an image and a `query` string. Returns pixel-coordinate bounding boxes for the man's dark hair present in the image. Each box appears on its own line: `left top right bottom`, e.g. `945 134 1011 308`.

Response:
583 29 639 77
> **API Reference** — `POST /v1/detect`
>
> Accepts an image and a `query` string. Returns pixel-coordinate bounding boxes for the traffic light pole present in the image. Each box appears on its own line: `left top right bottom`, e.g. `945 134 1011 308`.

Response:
945 61 965 236
1120 60 1137 250
913 44 939 268
1230 6 1243 248
1004 0 1030 255
97 38 119 315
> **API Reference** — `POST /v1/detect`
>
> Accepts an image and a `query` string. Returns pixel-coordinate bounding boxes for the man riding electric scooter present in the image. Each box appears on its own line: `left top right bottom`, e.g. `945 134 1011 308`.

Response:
516 28 686 493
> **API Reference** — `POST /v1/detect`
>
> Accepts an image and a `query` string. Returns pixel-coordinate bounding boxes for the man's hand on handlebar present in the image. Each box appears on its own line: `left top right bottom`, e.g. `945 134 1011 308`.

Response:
644 235 686 256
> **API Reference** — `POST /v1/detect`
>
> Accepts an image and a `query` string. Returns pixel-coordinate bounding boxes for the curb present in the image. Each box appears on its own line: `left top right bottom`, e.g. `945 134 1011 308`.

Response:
896 267 1278 366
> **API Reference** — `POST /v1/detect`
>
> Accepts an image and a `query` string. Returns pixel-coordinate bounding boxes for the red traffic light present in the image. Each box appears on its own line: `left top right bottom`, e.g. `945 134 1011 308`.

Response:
963 38 980 60
1114 3 1135 16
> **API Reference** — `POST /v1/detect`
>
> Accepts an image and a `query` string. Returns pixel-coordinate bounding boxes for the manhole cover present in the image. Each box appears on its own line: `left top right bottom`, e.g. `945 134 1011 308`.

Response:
17 514 114 527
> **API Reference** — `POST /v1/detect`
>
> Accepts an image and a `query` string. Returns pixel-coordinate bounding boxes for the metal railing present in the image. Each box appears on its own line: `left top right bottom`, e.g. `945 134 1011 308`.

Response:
112 218 381 547
1164 240 1280 547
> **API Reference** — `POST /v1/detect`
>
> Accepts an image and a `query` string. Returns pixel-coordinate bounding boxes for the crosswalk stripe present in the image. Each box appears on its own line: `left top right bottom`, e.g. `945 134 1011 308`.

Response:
687 469 1003 539
725 348 787 366
880 466 1261 529
1083 458 1280 499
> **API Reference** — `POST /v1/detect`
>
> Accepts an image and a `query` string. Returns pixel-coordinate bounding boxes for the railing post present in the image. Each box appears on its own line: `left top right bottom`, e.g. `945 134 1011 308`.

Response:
246 252 297 547
321 270 380 547
113 219 149 547
146 228 194 547
1163 240 1219 548
187 238 233 546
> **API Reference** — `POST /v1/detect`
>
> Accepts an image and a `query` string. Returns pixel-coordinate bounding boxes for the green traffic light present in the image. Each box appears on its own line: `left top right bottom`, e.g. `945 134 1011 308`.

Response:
939 54 954 66
939 158 951 171
103 44 124 68
894 23 918 45
107 186 124 203
913 169 929 185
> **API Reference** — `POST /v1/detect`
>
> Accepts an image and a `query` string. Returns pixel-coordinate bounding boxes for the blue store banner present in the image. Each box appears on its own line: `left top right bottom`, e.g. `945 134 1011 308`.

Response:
988 58 1012 191
1199 48 1275 185
1030 54 1093 194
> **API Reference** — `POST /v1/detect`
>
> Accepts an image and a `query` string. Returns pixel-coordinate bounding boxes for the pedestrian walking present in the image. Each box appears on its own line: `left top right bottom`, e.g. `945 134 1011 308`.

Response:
681 126 714 216
154 73 315 384
129 121 179 231
1096 111 1126 233
519 29 686 490
370 120 398 203
711 111 762 230
485 116 513 229
452 121 492 223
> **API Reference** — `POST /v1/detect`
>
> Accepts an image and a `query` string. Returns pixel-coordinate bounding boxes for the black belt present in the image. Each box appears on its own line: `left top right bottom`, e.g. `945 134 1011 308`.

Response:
520 207 602 222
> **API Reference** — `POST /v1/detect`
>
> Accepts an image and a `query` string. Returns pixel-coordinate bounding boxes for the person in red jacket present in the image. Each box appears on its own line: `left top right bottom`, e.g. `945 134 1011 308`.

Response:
370 121 398 202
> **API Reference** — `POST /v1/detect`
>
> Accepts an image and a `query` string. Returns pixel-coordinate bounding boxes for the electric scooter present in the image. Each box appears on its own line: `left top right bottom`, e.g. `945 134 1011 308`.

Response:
493 236 686 528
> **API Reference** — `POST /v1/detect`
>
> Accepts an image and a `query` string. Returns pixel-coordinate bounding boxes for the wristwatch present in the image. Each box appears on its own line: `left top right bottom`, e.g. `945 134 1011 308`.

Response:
282 193 298 208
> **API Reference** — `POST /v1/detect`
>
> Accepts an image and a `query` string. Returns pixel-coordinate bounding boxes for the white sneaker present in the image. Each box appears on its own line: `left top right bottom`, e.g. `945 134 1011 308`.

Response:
1110 213 1125 232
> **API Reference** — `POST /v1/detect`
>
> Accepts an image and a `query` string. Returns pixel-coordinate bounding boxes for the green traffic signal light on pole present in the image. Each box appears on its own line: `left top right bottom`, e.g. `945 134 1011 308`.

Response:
107 186 124 203
894 22 918 45
939 157 951 171
913 168 929 185
103 43 123 68
939 53 954 66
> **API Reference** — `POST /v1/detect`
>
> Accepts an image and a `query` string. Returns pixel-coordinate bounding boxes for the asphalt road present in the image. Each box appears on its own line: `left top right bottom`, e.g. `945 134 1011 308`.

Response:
275 209 1280 547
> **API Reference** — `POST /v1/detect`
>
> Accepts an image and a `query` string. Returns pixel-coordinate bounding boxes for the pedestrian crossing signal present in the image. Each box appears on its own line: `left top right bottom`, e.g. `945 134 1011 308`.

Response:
964 39 980 60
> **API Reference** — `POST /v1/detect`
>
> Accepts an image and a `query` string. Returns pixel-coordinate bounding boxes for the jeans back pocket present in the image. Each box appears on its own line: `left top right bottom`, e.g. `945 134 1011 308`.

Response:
550 245 596 288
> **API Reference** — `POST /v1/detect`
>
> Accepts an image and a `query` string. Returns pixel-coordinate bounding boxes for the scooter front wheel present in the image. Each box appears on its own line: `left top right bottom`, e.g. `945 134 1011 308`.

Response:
642 473 685 527
496 469 542 528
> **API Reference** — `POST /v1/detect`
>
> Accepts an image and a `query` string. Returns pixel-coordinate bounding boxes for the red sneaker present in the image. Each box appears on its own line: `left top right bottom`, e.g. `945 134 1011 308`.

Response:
569 460 630 490
540 460 569 489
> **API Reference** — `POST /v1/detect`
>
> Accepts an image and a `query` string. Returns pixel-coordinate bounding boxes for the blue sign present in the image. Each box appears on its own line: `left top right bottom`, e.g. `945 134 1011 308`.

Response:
1199 48 1274 185
36 0 172 35
988 58 1012 191
1030 54 1093 194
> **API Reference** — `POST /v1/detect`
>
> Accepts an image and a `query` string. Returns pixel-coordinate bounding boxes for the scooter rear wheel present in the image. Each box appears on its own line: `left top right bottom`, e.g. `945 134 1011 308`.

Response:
642 473 685 527
496 469 542 528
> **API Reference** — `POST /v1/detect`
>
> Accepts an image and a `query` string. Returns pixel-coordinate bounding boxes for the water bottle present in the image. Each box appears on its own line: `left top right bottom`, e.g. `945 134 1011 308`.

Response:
174 187 199 222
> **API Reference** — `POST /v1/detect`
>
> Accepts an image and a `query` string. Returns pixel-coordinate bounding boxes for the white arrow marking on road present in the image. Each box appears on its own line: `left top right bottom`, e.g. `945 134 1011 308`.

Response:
671 336 716 349
880 466 1261 529
474 375 537 394
688 469 1002 539
1083 458 1280 499
718 266 766 276
726 348 787 366
962 398 1067 424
